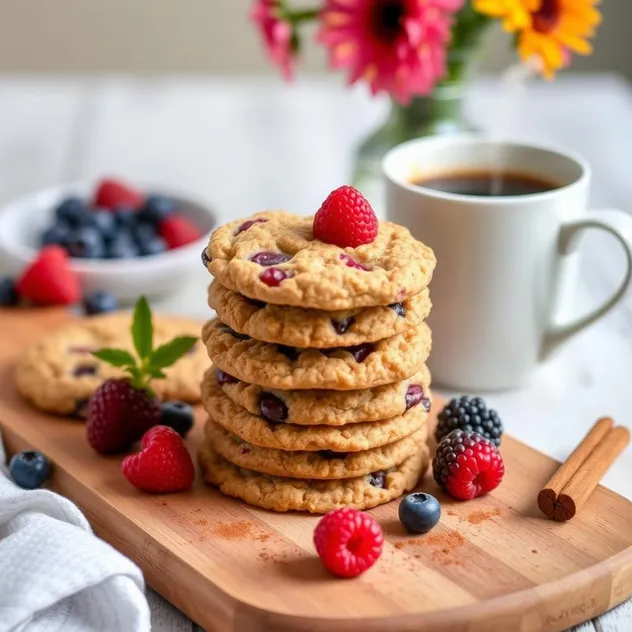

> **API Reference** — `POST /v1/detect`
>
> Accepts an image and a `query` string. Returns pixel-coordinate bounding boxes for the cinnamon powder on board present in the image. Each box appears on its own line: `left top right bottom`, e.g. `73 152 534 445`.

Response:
466 508 501 525
394 531 466 565
211 520 272 543
211 519 255 540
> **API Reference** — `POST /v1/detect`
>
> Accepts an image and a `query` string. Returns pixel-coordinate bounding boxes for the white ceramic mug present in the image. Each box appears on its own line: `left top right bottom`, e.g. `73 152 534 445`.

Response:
383 135 632 390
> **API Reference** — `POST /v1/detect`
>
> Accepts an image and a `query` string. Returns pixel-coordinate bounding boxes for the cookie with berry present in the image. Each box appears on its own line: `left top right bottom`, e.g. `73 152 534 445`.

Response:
201 377 430 452
201 318 431 391
16 299 206 417
198 442 430 513
206 364 431 426
208 280 431 348
202 187 435 310
204 418 428 480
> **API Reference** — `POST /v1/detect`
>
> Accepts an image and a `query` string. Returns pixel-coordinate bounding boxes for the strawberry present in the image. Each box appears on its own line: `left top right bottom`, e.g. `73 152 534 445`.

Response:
94 178 143 210
16 246 80 305
159 214 202 249
87 379 160 454
86 296 198 454
122 425 195 493
313 185 378 247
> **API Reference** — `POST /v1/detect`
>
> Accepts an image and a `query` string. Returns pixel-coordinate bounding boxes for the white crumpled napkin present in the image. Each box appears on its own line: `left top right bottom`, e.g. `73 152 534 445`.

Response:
0 433 151 632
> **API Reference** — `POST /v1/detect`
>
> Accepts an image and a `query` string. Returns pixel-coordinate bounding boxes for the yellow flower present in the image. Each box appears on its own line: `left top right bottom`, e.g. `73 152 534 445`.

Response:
474 0 539 31
474 0 601 78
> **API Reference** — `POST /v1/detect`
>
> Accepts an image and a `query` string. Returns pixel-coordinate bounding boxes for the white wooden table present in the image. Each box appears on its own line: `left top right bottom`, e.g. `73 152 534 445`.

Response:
0 73 631 631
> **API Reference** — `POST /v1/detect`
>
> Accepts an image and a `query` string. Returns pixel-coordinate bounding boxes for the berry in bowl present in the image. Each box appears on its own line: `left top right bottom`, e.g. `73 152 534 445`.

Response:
0 178 216 301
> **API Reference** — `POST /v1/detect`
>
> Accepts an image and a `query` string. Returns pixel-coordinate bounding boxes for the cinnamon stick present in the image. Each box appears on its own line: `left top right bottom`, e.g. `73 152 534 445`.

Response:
537 417 630 521
537 417 613 520
557 426 630 519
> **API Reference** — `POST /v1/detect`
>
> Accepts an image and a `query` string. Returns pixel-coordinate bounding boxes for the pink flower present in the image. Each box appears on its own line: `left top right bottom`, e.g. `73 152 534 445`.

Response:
318 0 464 104
251 0 296 80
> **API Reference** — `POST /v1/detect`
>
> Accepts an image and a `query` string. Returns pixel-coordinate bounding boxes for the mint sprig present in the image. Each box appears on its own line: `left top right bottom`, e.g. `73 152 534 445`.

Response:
92 296 198 393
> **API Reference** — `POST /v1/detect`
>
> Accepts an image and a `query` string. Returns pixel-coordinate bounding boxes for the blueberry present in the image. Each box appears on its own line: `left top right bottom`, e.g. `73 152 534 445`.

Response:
41 222 71 247
398 492 441 534
113 206 137 228
134 222 168 255
55 197 86 227
0 278 18 306
89 210 117 241
160 401 194 437
9 450 51 489
139 236 167 256
139 195 176 225
259 393 288 423
134 222 156 243
83 291 119 315
66 227 105 259
107 232 139 259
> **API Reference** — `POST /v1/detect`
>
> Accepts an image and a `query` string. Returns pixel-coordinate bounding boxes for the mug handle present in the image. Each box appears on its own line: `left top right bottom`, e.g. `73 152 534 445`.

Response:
542 209 632 359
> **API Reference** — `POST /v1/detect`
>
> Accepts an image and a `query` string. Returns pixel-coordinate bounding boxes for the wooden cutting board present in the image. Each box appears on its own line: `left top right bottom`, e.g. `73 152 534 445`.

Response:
0 308 630 632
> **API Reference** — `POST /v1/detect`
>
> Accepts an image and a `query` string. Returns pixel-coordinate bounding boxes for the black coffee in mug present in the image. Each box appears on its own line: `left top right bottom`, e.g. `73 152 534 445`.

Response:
411 170 560 197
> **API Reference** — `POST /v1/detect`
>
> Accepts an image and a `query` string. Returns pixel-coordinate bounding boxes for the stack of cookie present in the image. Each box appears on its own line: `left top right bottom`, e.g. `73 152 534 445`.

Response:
198 210 436 513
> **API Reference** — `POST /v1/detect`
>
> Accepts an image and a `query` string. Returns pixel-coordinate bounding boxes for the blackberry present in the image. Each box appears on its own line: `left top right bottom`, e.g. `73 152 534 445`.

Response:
435 395 503 447
432 430 504 500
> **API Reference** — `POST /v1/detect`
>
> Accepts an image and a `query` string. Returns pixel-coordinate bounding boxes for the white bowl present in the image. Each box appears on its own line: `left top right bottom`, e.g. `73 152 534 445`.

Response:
0 182 216 301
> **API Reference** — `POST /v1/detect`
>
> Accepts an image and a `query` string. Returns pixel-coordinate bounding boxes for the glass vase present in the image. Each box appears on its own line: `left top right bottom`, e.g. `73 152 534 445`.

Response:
351 80 476 215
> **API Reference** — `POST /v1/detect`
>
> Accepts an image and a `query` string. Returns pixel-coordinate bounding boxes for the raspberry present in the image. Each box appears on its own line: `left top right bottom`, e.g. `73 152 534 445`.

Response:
260 267 290 287
436 396 503 447
313 185 378 247
313 507 383 578
339 253 370 270
16 246 80 306
122 425 195 493
159 214 202 249
86 378 160 454
432 430 505 501
94 178 143 210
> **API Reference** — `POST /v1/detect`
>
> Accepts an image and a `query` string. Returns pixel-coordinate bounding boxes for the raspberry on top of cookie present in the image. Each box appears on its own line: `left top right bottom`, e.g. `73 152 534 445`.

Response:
203 186 435 310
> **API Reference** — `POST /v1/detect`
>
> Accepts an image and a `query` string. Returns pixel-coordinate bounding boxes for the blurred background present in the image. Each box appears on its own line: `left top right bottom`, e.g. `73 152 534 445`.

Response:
0 0 630 322
0 0 628 77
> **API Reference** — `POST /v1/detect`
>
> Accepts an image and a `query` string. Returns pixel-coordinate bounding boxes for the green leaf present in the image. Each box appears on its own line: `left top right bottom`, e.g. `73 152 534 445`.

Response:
127 365 145 389
131 296 153 361
150 336 198 368
92 348 137 368
146 366 167 380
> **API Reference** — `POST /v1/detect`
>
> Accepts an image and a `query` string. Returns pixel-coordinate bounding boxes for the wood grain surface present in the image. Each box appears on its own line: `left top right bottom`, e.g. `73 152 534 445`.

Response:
0 308 631 632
